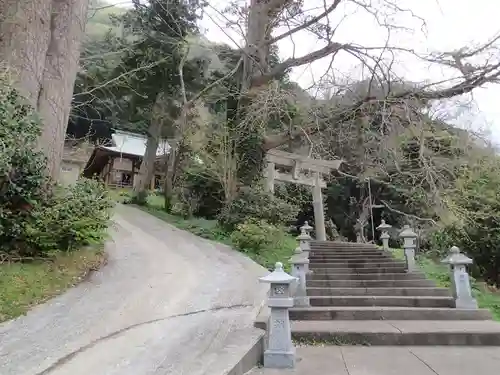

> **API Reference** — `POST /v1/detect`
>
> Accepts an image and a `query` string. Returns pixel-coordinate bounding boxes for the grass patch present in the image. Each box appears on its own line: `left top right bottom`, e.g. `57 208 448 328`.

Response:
136 194 297 271
108 187 133 203
387 247 500 321
0 246 106 322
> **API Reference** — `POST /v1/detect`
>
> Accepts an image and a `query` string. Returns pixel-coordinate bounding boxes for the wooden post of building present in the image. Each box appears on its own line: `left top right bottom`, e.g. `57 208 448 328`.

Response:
312 172 326 241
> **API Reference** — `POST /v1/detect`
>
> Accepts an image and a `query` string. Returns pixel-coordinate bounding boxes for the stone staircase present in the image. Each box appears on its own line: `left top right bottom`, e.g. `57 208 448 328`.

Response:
288 241 500 345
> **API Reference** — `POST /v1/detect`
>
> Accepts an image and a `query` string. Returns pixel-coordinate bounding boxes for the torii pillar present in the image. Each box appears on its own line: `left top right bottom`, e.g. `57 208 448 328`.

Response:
312 172 326 241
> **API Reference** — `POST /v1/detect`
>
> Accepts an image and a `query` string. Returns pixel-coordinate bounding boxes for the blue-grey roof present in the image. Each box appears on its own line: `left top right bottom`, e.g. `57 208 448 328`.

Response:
103 130 170 157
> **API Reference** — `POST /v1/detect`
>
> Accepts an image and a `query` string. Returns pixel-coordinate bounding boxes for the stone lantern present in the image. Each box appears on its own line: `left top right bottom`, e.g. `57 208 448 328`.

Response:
441 246 478 309
259 262 297 369
399 225 418 272
297 227 311 253
289 253 310 307
301 221 313 237
297 227 312 273
376 220 392 250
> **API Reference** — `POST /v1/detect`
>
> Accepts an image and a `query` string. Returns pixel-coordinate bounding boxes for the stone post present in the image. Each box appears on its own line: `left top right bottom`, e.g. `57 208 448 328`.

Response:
265 162 275 193
297 228 311 273
376 219 392 250
290 253 310 307
290 246 302 295
312 172 326 241
259 262 296 369
399 225 418 272
301 221 313 238
441 246 478 309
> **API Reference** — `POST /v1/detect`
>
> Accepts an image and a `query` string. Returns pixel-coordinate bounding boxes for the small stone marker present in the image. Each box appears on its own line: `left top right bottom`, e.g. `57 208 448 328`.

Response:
441 246 478 309
259 262 297 369
376 219 392 250
399 225 418 272
290 253 310 307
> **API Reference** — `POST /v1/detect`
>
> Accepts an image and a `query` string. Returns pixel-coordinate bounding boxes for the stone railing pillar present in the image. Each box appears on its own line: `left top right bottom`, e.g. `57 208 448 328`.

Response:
290 252 310 307
376 219 392 250
259 262 296 369
399 225 418 272
297 227 311 273
441 246 478 309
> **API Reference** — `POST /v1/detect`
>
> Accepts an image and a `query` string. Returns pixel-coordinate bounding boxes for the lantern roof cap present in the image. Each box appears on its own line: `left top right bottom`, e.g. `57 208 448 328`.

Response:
259 262 296 284
441 246 473 265
376 219 392 230
399 225 417 238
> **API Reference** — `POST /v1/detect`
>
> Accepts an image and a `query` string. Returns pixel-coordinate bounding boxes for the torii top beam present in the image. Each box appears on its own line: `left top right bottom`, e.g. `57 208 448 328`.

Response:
265 149 343 174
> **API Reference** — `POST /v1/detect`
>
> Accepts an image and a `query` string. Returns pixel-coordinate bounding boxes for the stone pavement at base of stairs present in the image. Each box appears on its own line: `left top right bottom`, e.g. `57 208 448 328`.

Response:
248 346 500 375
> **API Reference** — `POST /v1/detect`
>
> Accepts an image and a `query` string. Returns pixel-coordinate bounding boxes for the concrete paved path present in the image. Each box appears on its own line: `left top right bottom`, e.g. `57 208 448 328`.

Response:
250 346 500 375
0 205 268 375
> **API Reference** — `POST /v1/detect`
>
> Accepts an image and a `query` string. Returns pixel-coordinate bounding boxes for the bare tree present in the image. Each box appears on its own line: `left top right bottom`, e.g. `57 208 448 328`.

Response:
217 0 500 151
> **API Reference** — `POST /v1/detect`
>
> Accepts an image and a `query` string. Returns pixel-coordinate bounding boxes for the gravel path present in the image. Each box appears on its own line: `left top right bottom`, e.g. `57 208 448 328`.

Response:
0 205 268 375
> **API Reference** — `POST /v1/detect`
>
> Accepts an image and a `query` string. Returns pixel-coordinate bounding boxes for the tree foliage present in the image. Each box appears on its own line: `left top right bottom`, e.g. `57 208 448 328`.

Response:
431 158 500 286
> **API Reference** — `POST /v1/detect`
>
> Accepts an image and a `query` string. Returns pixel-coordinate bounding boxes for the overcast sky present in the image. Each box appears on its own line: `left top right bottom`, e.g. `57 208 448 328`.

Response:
106 0 500 143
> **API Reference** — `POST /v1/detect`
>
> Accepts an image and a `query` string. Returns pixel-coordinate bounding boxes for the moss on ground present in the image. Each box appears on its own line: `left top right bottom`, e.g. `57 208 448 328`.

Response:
0 246 106 322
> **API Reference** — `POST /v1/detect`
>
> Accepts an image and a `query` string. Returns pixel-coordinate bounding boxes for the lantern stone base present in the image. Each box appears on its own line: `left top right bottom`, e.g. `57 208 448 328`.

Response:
264 348 296 369
456 297 478 310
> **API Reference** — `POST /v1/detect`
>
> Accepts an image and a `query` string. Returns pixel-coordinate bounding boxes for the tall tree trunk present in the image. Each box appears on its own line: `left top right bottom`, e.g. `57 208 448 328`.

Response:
163 144 177 212
242 0 272 91
0 0 52 103
37 0 90 181
133 95 163 205
163 139 189 213
0 0 89 181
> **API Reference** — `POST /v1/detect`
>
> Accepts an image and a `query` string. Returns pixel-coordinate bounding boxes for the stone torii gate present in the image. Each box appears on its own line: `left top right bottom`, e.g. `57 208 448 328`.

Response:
265 149 342 241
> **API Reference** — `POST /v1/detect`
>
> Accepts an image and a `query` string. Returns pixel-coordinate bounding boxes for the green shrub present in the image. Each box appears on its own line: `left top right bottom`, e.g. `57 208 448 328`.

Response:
0 72 113 259
219 185 299 230
230 219 297 271
231 219 282 254
22 179 114 256
0 75 49 255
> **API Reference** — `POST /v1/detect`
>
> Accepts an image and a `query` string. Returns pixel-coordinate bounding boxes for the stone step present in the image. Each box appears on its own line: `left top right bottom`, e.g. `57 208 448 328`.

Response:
308 261 406 268
289 306 492 321
311 249 383 254
310 250 386 256
309 267 407 274
307 272 425 281
307 279 435 288
309 254 395 263
311 245 380 250
311 242 378 249
309 296 455 308
290 320 500 345
306 287 451 297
